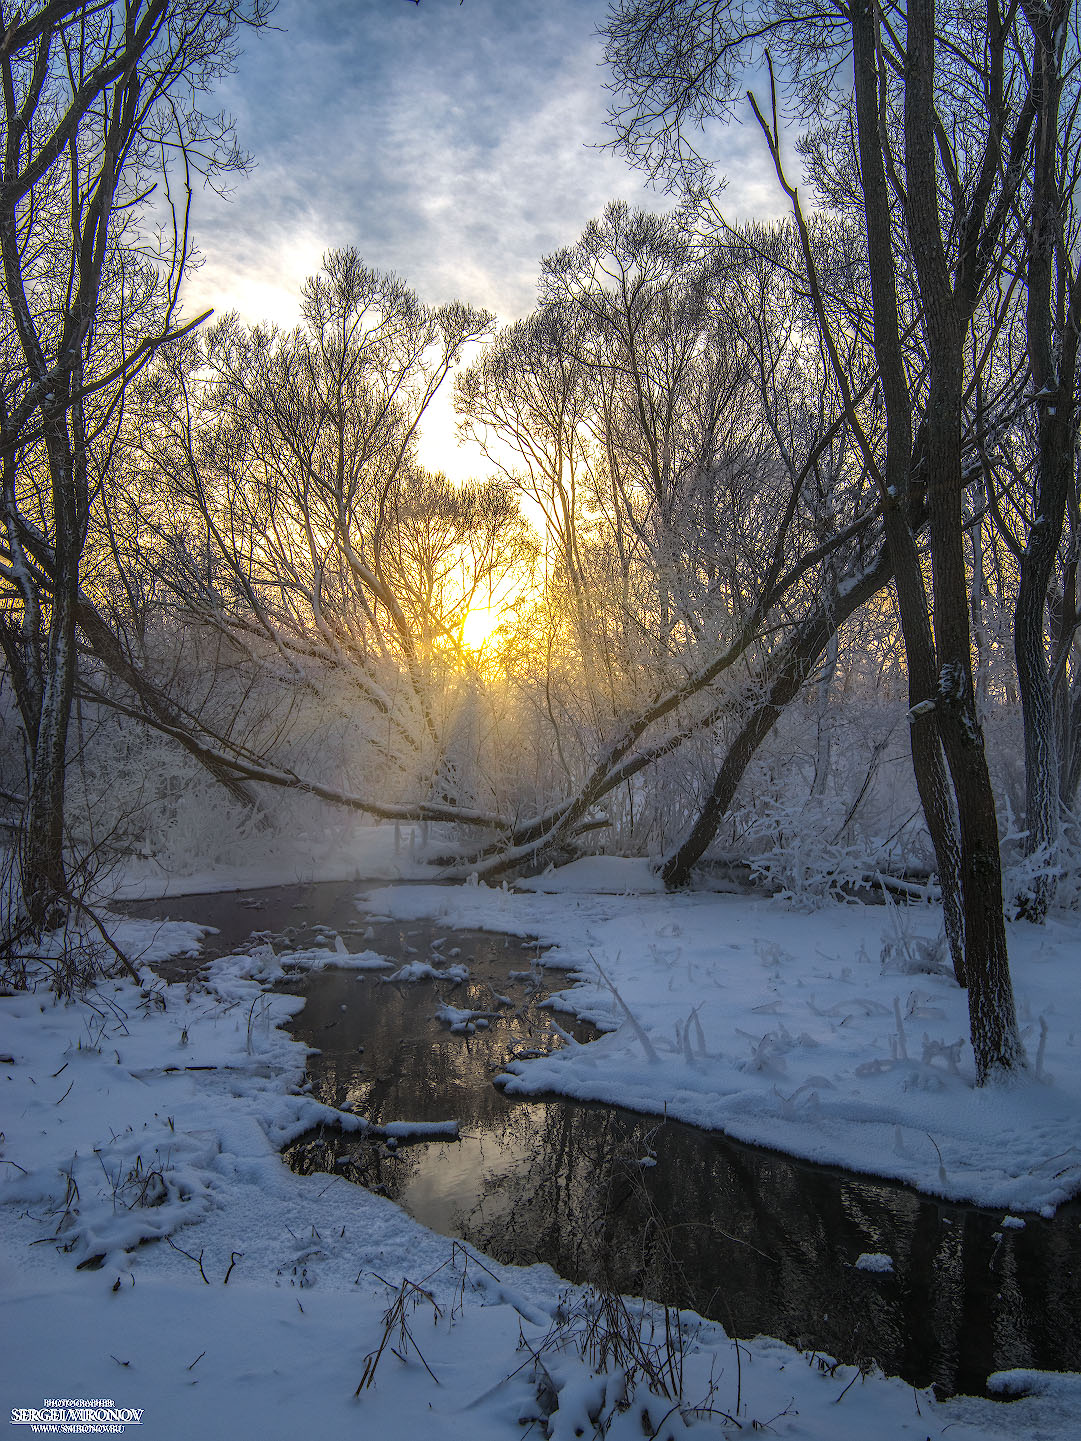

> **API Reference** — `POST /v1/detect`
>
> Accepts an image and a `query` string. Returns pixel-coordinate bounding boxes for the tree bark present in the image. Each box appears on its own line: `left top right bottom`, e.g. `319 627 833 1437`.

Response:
19 400 84 929
905 0 1023 1077
1013 0 1077 918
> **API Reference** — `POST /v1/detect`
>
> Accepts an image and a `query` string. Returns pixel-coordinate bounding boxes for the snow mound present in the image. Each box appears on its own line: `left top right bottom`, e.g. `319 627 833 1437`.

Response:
385 960 469 983
855 1253 895 1273
435 1002 494 1033
516 857 665 894
211 944 391 988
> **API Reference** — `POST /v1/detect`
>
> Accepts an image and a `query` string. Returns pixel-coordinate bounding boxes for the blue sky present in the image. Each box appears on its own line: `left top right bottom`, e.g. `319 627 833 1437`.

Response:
185 0 780 476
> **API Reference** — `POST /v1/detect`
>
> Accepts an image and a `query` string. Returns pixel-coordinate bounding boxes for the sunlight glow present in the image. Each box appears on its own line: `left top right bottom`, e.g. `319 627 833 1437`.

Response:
457 565 534 655
460 601 507 652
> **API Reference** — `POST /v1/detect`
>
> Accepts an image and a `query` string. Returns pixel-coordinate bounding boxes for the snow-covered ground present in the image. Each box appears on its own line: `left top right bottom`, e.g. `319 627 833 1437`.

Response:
2 858 1080 1439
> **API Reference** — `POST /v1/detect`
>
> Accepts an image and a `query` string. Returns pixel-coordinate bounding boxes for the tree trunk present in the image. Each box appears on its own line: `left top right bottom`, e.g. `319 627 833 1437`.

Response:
851 0 966 984
20 405 84 931
1013 0 1077 919
905 0 1023 1078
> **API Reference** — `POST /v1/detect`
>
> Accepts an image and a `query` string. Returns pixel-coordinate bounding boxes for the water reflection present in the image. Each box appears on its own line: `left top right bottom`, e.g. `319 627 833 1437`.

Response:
120 879 395 972
283 928 1081 1400
122 883 1081 1398
298 1107 1079 1392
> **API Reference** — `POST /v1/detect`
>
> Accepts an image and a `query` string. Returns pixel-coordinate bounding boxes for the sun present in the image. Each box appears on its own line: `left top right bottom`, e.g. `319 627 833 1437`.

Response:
454 562 534 657
460 603 504 652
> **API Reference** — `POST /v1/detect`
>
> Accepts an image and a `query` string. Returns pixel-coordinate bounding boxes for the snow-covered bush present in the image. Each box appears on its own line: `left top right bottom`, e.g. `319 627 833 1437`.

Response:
520 1286 705 1440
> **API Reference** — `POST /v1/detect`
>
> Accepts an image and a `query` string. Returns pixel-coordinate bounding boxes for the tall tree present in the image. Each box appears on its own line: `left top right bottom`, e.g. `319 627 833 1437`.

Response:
134 253 495 761
1010 0 1080 915
601 0 1030 1080
0 0 270 930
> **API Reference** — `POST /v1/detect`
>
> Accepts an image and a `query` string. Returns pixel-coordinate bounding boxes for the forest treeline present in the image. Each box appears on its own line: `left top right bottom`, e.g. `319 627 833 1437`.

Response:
2 1 1079 1079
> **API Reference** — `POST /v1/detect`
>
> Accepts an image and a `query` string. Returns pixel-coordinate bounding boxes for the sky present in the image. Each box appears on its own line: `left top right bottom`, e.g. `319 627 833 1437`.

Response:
184 0 782 480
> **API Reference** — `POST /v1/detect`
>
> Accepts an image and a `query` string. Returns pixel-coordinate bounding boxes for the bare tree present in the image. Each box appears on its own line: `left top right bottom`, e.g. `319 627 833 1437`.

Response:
1007 0 1081 914
127 254 494 746
72 250 545 831
455 302 600 665
541 202 753 640
0 0 270 931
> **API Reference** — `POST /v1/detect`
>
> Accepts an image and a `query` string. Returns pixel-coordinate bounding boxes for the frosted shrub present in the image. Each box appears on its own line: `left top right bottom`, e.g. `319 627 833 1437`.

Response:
879 891 951 977
999 802 1081 918
1048 825 1081 912
741 796 885 906
879 931 951 977
60 724 257 878
152 781 264 876
703 693 935 899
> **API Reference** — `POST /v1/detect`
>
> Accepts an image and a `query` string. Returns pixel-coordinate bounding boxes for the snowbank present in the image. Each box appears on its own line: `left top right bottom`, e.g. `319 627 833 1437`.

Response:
516 856 668 894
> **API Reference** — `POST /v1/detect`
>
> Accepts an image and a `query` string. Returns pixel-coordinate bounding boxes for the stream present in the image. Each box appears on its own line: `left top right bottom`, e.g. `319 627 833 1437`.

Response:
121 879 1081 1399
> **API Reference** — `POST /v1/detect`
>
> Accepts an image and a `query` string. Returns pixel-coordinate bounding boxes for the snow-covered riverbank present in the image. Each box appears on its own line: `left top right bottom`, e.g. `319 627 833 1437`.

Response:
2 865 1080 1439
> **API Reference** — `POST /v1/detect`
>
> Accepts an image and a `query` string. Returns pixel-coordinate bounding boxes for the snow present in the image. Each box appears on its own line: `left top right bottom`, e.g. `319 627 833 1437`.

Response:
854 1253 895 1273
385 960 470 983
517 856 667 893
380 1119 460 1139
2 869 1080 1439
219 942 394 984
435 1000 496 1032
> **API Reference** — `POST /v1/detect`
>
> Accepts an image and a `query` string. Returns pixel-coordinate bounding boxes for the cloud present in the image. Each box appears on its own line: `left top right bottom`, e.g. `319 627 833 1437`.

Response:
179 0 793 479
184 0 672 324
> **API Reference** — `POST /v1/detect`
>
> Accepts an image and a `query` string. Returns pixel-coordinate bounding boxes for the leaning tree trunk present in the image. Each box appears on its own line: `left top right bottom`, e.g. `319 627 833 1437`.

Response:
660 548 897 889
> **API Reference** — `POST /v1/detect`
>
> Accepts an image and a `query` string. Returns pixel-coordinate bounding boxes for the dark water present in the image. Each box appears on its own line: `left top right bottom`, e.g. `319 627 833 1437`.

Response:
123 881 1081 1398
